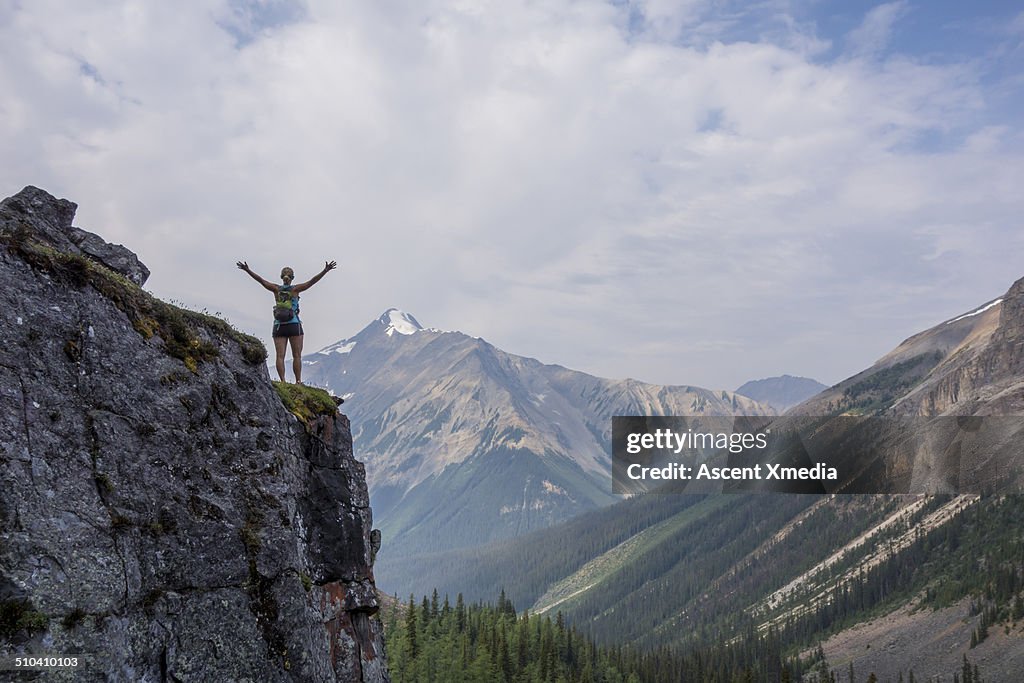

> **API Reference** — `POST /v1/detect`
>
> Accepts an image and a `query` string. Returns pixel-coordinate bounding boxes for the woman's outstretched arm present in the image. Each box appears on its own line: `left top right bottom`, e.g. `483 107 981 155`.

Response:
236 261 279 292
293 261 337 293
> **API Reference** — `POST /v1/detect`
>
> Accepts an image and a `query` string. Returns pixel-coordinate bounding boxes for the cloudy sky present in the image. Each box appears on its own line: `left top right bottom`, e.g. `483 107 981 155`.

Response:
2 0 1022 390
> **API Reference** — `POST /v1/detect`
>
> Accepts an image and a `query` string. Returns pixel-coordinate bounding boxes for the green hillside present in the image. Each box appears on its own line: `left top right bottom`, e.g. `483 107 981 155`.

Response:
376 494 708 602
381 492 1024 674
531 496 736 616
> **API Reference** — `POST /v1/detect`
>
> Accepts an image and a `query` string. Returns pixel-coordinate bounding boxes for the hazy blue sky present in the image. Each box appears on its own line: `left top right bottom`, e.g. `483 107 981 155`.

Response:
2 0 1022 390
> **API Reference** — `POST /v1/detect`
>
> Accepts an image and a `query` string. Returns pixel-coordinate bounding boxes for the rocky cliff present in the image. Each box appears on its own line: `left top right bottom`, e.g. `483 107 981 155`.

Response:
903 276 1024 416
0 187 388 681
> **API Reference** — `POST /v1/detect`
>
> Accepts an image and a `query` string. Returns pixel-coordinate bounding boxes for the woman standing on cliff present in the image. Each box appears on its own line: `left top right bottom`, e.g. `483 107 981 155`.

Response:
236 260 337 384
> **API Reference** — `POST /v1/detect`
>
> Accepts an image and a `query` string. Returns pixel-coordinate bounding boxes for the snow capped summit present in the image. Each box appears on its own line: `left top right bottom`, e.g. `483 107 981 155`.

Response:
378 308 423 336
313 309 434 359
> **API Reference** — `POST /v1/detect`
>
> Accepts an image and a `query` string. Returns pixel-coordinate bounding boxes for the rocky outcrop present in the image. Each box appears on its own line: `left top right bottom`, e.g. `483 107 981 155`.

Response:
901 277 1024 416
0 186 150 286
0 187 388 681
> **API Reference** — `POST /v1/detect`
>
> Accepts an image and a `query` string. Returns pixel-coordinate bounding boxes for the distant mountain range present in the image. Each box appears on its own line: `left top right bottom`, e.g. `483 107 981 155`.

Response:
368 277 1024 681
735 375 828 412
301 309 772 560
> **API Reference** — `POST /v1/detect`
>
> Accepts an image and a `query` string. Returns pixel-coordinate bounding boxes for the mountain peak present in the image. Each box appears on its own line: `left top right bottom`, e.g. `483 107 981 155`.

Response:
378 308 424 336
735 375 828 412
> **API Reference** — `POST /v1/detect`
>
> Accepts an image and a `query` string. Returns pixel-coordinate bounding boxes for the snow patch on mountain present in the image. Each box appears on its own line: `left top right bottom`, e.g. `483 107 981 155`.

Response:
946 299 1002 325
315 340 357 355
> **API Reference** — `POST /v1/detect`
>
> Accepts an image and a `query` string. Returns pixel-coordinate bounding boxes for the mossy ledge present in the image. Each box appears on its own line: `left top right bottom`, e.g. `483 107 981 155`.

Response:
1 228 267 370
272 381 341 425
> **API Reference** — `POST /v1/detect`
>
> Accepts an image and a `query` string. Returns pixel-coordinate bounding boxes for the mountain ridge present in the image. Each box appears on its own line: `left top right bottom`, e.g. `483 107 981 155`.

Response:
788 290 1017 418
373 274 1024 680
301 308 774 561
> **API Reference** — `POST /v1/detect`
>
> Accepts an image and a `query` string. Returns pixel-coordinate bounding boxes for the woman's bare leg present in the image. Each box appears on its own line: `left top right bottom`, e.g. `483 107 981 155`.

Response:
289 335 304 384
274 337 288 381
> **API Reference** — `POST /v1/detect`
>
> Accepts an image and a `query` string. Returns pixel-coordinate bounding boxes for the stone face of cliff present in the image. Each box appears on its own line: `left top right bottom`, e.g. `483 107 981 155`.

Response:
0 187 388 681
894 277 1024 417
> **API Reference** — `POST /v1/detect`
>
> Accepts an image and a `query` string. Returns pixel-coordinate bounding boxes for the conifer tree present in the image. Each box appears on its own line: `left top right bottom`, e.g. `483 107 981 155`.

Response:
406 594 419 661
420 595 430 627
456 593 466 633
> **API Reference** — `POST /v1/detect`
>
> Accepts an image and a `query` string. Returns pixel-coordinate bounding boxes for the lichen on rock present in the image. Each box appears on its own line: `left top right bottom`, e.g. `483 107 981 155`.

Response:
0 186 389 681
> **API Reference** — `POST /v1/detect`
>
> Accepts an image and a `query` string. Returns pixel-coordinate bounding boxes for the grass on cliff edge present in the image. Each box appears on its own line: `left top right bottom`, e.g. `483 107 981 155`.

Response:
2 228 267 370
272 381 339 424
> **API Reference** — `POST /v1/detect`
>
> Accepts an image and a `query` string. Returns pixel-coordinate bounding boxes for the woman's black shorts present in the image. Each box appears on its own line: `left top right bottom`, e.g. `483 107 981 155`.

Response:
272 322 304 338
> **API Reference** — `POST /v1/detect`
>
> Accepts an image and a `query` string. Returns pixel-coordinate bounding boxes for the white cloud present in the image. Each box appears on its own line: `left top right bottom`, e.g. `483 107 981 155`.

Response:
847 1 910 58
621 0 708 42
0 0 1021 389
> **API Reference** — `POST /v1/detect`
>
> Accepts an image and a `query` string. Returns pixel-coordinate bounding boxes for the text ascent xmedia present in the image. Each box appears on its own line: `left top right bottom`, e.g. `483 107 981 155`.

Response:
625 428 770 455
